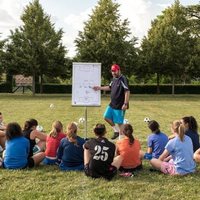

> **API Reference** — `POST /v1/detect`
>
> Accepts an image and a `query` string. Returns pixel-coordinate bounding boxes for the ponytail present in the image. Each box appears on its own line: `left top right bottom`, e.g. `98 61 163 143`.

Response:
122 124 135 145
66 122 78 145
178 124 185 141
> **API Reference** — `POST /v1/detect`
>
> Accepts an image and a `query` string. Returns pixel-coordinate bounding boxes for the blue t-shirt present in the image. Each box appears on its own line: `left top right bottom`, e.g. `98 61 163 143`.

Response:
57 136 85 167
185 129 200 152
165 135 196 175
4 136 30 169
147 132 168 158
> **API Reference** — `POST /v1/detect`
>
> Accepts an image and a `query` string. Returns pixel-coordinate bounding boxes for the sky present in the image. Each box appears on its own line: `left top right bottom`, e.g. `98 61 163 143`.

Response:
0 0 199 57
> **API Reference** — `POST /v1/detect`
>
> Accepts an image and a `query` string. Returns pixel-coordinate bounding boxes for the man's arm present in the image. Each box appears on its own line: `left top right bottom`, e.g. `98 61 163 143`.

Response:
93 86 111 91
122 90 130 110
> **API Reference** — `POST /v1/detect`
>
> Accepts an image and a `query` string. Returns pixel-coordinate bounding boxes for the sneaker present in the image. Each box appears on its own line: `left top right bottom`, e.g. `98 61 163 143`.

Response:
33 145 41 155
111 132 119 140
144 153 152 160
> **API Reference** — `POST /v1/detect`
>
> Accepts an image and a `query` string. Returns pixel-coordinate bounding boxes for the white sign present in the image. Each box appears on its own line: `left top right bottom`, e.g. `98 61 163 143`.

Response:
72 62 101 106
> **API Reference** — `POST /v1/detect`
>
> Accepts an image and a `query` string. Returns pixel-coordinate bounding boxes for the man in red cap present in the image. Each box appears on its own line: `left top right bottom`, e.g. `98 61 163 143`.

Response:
93 64 130 139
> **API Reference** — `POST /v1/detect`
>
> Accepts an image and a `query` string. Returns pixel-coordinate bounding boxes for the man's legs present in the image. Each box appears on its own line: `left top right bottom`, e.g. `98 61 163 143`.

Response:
104 106 125 139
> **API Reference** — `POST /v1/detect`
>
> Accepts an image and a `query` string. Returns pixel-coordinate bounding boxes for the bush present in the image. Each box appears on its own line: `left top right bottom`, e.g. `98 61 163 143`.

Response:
0 82 12 93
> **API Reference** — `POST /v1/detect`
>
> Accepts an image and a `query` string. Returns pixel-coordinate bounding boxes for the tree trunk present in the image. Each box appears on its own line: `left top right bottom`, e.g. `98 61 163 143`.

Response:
32 72 36 96
172 75 175 95
156 73 160 94
39 74 43 94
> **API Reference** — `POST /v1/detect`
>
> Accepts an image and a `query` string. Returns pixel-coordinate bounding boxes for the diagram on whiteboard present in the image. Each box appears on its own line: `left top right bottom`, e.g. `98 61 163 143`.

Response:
72 63 101 106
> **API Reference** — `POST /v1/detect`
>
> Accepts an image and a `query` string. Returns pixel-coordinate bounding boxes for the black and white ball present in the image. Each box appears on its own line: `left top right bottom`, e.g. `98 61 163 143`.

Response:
79 117 85 124
144 117 150 123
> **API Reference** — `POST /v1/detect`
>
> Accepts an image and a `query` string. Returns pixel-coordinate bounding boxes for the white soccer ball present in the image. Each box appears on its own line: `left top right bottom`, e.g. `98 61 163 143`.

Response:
123 119 129 124
49 103 54 109
36 125 43 132
78 117 85 124
144 117 150 123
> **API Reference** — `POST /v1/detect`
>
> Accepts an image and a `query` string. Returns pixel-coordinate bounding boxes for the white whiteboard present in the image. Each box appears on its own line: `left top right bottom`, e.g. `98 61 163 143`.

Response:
72 62 101 106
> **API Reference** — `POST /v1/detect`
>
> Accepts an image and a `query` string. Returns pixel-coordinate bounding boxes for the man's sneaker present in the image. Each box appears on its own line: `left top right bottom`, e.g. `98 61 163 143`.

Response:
111 132 119 140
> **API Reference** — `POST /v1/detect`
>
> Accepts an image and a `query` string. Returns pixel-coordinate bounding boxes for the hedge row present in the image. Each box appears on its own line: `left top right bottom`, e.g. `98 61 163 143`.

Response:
1 83 200 94
0 82 12 93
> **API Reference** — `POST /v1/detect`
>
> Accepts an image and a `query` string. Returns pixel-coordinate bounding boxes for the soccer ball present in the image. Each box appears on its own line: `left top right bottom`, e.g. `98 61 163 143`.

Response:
144 117 150 123
49 103 54 109
123 119 129 124
36 125 43 132
79 117 85 124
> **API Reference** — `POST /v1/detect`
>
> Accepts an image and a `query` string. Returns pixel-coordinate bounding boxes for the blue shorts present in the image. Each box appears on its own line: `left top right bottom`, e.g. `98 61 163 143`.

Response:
103 106 125 124
42 157 58 165
59 162 84 171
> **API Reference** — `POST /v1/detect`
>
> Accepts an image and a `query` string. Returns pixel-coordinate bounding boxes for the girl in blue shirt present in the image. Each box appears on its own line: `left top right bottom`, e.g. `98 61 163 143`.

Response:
2 122 30 169
150 120 196 175
57 122 85 171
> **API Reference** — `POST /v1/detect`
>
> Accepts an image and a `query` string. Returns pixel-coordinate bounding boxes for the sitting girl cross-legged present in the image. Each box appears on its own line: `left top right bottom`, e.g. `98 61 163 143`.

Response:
116 124 143 174
43 121 66 165
57 122 85 171
150 120 196 175
2 122 32 169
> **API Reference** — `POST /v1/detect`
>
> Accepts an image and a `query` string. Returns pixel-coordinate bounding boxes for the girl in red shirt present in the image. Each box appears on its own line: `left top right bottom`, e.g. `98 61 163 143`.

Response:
43 121 66 165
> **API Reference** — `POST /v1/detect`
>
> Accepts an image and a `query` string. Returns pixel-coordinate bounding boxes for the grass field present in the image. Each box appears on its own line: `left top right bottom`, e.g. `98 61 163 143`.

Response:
0 94 200 200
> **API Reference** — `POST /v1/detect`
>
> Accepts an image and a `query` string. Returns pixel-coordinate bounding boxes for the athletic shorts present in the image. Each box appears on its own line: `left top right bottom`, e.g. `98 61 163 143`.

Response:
59 162 84 171
103 106 125 124
42 157 58 165
119 164 143 173
84 164 117 180
161 161 176 175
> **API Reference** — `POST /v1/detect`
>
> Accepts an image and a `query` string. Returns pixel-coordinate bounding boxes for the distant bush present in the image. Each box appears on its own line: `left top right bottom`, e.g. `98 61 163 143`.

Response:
0 82 12 93
1 83 200 94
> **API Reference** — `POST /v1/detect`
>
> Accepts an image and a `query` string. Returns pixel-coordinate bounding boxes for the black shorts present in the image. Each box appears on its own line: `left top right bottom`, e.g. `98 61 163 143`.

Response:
119 164 143 173
26 157 35 168
84 164 117 180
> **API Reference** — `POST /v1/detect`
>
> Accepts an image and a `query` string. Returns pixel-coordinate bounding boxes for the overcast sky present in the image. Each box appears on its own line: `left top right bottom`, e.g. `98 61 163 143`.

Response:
0 0 199 57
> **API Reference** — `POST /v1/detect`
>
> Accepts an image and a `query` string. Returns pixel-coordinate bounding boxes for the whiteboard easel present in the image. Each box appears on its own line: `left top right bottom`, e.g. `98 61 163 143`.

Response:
72 62 101 138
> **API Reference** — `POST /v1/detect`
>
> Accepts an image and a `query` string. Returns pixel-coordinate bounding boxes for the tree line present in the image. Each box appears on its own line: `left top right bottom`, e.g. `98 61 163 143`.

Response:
0 0 199 94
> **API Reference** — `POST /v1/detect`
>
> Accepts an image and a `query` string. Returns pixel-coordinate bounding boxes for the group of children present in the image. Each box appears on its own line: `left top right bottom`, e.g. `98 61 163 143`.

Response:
0 111 200 180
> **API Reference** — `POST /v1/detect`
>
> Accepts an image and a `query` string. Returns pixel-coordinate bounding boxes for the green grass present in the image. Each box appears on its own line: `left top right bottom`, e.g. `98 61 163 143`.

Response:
0 94 200 200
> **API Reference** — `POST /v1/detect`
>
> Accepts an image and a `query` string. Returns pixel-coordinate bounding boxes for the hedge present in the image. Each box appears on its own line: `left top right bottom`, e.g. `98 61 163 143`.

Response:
0 82 12 93
1 83 200 94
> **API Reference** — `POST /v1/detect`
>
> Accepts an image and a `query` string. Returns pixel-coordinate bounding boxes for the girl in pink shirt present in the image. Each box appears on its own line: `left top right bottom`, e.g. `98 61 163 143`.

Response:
43 121 66 165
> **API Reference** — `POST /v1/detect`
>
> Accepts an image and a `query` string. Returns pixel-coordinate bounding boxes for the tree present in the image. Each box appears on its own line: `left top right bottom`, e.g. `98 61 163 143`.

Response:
74 0 138 82
3 0 67 94
139 0 193 94
186 4 200 79
0 36 5 79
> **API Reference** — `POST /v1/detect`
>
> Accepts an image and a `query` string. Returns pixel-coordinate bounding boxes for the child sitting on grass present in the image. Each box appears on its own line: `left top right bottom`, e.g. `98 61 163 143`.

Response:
23 119 46 166
83 123 123 180
145 120 168 159
150 120 196 175
57 122 85 171
116 124 143 174
2 122 33 169
43 121 66 165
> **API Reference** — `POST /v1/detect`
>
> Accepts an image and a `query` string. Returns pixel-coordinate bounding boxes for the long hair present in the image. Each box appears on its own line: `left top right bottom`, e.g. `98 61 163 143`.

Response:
182 116 198 132
6 122 22 141
66 122 77 145
93 123 106 137
49 121 63 138
148 120 160 134
23 119 38 131
122 124 134 145
172 120 185 141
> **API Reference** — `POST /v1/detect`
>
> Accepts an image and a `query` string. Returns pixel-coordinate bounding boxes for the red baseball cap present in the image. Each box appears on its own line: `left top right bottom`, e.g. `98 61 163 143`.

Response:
111 64 120 72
